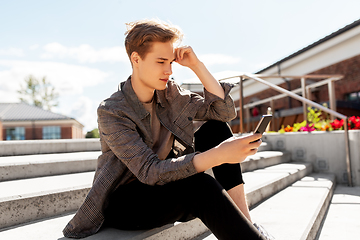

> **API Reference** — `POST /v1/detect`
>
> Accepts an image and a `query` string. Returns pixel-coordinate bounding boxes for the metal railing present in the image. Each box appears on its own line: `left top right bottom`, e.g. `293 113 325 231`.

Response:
219 73 352 186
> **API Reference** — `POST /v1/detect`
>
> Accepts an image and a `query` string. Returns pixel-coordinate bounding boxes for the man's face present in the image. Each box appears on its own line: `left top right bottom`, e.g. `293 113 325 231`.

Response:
136 41 175 92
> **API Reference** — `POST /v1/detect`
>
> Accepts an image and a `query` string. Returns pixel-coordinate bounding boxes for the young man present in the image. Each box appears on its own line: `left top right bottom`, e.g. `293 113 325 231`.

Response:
63 20 272 240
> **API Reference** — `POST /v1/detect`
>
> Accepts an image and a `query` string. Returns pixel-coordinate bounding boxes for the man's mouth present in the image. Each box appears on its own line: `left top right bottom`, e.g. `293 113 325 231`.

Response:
160 78 169 82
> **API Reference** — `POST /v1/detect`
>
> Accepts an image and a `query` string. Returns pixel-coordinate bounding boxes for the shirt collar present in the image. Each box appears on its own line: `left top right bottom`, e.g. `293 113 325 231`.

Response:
121 76 149 120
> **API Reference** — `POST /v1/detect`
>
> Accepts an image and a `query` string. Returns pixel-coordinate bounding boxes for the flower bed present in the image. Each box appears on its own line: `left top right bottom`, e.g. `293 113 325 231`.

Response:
275 106 360 133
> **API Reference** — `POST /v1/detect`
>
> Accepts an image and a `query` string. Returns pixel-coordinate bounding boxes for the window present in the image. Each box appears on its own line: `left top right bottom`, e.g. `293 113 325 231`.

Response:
43 126 61 139
346 91 360 102
6 127 25 140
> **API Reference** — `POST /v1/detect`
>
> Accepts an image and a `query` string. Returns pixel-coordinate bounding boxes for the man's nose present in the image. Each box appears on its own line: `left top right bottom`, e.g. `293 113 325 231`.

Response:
164 65 172 75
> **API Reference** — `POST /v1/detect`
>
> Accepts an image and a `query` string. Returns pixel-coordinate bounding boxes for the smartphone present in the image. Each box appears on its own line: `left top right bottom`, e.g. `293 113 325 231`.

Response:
253 115 272 134
251 115 272 143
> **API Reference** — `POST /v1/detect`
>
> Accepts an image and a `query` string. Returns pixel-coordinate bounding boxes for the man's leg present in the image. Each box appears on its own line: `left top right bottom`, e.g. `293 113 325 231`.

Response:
104 173 265 240
228 184 252 222
194 120 252 221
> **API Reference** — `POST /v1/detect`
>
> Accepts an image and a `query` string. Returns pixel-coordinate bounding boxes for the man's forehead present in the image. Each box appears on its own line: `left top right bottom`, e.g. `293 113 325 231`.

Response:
148 42 175 59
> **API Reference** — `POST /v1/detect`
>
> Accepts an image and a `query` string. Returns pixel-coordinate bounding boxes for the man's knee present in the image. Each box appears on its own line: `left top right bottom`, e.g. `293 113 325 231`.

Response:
182 173 224 198
194 120 233 152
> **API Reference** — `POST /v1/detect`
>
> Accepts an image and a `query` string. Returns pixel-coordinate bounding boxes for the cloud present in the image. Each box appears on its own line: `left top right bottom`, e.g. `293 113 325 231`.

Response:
198 54 241 66
41 42 128 63
0 48 24 57
29 44 39 50
67 96 98 132
0 60 110 103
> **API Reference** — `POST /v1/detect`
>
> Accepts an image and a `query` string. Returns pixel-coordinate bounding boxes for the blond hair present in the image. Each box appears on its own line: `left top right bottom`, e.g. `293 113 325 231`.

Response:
124 19 183 59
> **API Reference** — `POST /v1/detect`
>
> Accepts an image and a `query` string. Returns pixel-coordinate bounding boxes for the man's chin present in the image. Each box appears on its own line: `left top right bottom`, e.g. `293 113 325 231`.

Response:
155 84 167 90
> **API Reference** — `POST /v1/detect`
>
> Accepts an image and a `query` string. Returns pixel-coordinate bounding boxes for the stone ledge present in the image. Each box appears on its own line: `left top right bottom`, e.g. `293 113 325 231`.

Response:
0 139 101 156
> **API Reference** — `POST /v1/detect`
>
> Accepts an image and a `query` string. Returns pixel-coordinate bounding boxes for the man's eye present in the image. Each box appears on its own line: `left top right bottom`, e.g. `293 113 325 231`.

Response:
158 62 165 64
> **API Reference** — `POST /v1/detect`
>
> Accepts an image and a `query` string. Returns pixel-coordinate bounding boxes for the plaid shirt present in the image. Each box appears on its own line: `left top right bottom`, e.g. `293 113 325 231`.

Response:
63 76 236 238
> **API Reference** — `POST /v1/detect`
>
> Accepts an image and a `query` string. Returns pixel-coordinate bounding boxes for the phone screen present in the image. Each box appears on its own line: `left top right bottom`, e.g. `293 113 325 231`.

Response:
253 115 272 134
250 115 272 143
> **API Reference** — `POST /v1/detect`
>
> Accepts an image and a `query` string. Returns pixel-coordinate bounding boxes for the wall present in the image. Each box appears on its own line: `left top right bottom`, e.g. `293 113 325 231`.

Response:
234 54 360 114
308 54 360 106
2 119 84 140
0 121 2 141
61 126 72 139
25 126 43 140
263 130 360 186
228 22 360 114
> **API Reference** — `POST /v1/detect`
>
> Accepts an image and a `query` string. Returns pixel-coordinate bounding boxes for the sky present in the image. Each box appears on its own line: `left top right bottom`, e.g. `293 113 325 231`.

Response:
1 0 360 132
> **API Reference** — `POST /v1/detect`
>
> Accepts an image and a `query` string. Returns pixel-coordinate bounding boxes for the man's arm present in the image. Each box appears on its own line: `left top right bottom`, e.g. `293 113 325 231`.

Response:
175 46 224 99
192 133 262 173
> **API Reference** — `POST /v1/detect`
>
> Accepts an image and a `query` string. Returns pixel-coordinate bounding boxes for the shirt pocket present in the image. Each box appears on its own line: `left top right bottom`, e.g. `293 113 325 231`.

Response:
174 101 198 130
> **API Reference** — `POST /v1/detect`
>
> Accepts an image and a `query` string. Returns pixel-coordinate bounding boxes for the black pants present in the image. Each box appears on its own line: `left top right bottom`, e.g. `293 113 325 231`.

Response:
104 121 264 240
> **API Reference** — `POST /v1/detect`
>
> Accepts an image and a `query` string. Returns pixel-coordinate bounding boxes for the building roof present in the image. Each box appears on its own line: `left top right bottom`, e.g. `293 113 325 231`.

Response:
256 18 360 74
0 102 72 122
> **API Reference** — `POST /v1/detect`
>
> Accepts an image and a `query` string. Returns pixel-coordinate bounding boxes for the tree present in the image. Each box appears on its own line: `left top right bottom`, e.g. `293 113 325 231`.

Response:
85 128 100 138
18 75 59 111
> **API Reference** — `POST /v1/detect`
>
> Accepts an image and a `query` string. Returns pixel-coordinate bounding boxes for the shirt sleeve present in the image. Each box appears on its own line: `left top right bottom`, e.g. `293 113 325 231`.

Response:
191 82 237 122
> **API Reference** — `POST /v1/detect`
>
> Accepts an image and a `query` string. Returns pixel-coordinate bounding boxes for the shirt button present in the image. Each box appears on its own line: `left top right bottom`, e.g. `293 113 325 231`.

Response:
188 117 193 121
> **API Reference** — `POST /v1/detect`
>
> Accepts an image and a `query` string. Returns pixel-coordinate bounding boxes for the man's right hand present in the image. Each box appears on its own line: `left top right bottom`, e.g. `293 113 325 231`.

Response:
193 133 262 172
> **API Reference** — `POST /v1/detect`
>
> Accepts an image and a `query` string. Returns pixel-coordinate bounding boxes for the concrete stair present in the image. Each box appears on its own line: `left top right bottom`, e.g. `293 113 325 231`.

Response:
0 151 100 181
316 186 360 240
0 138 357 240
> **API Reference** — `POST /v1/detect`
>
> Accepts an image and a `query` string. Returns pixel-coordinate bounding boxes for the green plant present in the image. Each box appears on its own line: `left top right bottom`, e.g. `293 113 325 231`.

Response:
276 103 359 133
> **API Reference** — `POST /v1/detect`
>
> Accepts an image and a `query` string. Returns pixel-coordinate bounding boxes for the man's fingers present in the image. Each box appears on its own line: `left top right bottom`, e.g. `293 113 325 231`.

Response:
176 46 192 61
250 138 262 148
248 133 262 143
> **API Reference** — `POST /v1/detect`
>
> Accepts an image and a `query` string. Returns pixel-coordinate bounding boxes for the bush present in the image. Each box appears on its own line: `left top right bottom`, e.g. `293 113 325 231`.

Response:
85 128 100 138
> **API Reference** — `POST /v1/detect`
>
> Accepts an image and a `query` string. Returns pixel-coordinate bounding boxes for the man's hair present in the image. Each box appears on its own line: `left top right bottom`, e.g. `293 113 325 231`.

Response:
124 19 183 59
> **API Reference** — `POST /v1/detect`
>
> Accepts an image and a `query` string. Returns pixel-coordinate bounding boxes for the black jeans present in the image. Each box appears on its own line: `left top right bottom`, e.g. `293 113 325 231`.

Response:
104 121 264 240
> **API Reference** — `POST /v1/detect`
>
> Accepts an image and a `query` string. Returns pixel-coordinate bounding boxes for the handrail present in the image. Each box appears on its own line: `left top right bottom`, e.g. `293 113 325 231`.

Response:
220 73 352 186
238 74 346 119
240 76 342 110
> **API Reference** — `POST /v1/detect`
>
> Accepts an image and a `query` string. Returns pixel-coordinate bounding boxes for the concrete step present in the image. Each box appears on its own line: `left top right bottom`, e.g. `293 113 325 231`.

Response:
201 173 336 240
0 162 312 239
243 162 313 207
258 141 272 152
0 150 286 182
0 148 285 230
0 213 207 240
316 185 360 240
0 151 100 181
249 173 336 240
241 150 291 173
0 139 270 157
0 171 94 229
0 139 101 157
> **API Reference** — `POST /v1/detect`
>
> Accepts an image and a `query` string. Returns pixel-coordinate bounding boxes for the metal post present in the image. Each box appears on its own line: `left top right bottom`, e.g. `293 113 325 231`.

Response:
270 99 275 131
344 118 353 186
246 107 251 132
306 87 311 103
238 77 244 134
328 80 337 121
301 77 307 122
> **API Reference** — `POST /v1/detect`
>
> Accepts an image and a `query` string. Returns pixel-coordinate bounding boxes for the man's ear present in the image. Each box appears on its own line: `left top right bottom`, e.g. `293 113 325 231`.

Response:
130 52 140 66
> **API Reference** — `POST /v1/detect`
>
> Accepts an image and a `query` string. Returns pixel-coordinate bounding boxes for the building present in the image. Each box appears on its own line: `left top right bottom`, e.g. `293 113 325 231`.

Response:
181 19 360 132
0 102 84 140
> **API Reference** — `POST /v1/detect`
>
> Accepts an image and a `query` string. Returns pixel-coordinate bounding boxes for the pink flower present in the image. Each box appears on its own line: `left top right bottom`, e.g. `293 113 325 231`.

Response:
300 123 315 132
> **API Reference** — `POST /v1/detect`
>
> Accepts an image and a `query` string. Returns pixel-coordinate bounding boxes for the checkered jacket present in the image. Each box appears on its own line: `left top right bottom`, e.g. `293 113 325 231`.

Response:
63 76 236 238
